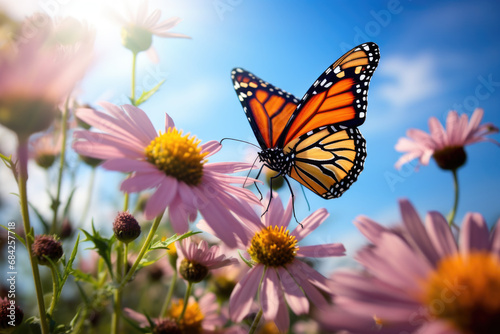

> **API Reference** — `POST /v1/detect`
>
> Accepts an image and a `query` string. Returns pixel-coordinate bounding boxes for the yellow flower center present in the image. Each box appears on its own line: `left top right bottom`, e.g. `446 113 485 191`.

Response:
421 252 500 333
168 299 204 334
248 226 298 267
145 128 207 186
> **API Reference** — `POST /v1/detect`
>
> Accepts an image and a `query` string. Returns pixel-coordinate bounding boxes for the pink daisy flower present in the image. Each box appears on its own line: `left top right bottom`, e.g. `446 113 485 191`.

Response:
395 108 498 170
113 0 190 60
199 193 346 332
29 131 62 169
176 238 238 283
319 199 500 334
72 102 260 247
124 292 225 333
0 15 92 140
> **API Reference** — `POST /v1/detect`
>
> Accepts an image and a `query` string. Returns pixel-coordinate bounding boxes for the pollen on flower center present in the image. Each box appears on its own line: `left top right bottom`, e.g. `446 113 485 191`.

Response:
168 299 204 334
422 252 500 334
145 128 207 186
248 226 298 267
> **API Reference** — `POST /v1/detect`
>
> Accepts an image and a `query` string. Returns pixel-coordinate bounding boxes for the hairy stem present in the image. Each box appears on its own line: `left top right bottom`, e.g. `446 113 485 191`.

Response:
17 140 49 334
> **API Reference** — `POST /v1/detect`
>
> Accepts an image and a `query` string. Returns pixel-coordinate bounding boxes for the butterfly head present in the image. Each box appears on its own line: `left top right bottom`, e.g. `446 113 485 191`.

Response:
258 147 295 176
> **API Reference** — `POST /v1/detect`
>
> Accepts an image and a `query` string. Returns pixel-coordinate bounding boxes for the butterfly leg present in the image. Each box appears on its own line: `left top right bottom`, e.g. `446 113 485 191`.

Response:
282 176 302 228
253 165 265 201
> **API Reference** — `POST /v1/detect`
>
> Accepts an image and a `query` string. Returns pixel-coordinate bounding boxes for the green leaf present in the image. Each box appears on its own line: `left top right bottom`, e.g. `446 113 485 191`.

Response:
134 79 166 106
148 231 201 251
55 234 80 301
238 250 254 268
62 187 78 219
81 222 115 279
28 201 50 233
0 225 26 248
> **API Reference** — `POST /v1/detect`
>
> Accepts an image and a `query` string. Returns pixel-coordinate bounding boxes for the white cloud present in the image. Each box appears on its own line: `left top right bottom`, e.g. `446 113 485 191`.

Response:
377 53 441 109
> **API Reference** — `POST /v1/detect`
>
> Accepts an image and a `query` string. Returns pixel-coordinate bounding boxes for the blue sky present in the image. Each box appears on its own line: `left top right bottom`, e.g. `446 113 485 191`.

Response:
2 0 500 264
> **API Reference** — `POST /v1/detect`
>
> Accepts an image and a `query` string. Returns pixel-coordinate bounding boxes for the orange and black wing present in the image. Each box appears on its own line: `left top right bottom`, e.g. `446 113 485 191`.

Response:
231 68 299 149
284 126 366 199
278 42 380 147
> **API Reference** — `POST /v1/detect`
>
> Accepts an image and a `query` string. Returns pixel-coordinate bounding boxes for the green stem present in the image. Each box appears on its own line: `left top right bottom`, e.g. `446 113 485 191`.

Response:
50 96 70 234
177 282 193 322
78 166 96 228
248 309 263 334
123 192 129 212
111 242 125 334
447 169 460 227
131 51 137 104
17 140 50 334
48 264 59 316
119 215 162 289
161 270 177 317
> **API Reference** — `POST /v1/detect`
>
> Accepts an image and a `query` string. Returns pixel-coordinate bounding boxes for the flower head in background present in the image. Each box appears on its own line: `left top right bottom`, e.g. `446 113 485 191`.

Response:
113 0 190 59
198 193 345 332
124 292 225 333
395 108 498 170
177 238 238 283
29 131 62 169
0 14 93 141
319 199 500 334
72 102 260 247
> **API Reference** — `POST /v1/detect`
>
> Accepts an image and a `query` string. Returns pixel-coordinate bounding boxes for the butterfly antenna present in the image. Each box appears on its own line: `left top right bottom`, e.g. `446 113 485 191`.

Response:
300 184 311 211
220 137 260 149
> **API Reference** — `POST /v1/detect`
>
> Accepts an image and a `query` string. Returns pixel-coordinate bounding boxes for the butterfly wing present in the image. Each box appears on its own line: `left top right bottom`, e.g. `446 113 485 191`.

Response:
231 68 299 149
284 126 366 198
278 42 380 147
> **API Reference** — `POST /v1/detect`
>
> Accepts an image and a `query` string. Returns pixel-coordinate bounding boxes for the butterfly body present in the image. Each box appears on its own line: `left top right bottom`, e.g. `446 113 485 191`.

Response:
232 42 379 199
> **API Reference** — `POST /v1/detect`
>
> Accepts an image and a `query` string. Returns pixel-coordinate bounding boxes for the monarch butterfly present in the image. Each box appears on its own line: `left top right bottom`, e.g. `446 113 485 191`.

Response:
231 42 380 200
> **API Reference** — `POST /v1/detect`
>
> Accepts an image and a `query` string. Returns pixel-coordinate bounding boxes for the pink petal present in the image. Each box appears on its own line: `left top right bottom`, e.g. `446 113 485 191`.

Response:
425 211 458 258
297 243 345 258
144 178 178 220
460 212 489 255
291 208 329 242
262 193 285 228
73 130 144 159
101 158 156 173
428 116 447 148
123 308 148 327
195 189 249 247
230 265 264 322
201 140 221 157
120 170 167 192
287 262 329 309
168 195 192 234
291 260 330 291
399 199 440 265
354 215 389 244
277 267 309 315
164 113 175 130
361 232 432 290
204 161 256 174
261 268 281 322
274 287 290 333
414 320 457 334
119 104 157 142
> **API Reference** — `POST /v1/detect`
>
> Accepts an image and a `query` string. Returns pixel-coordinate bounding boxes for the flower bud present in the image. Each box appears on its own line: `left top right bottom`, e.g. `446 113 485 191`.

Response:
0 297 24 330
113 211 141 244
32 235 63 266
153 318 181 334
